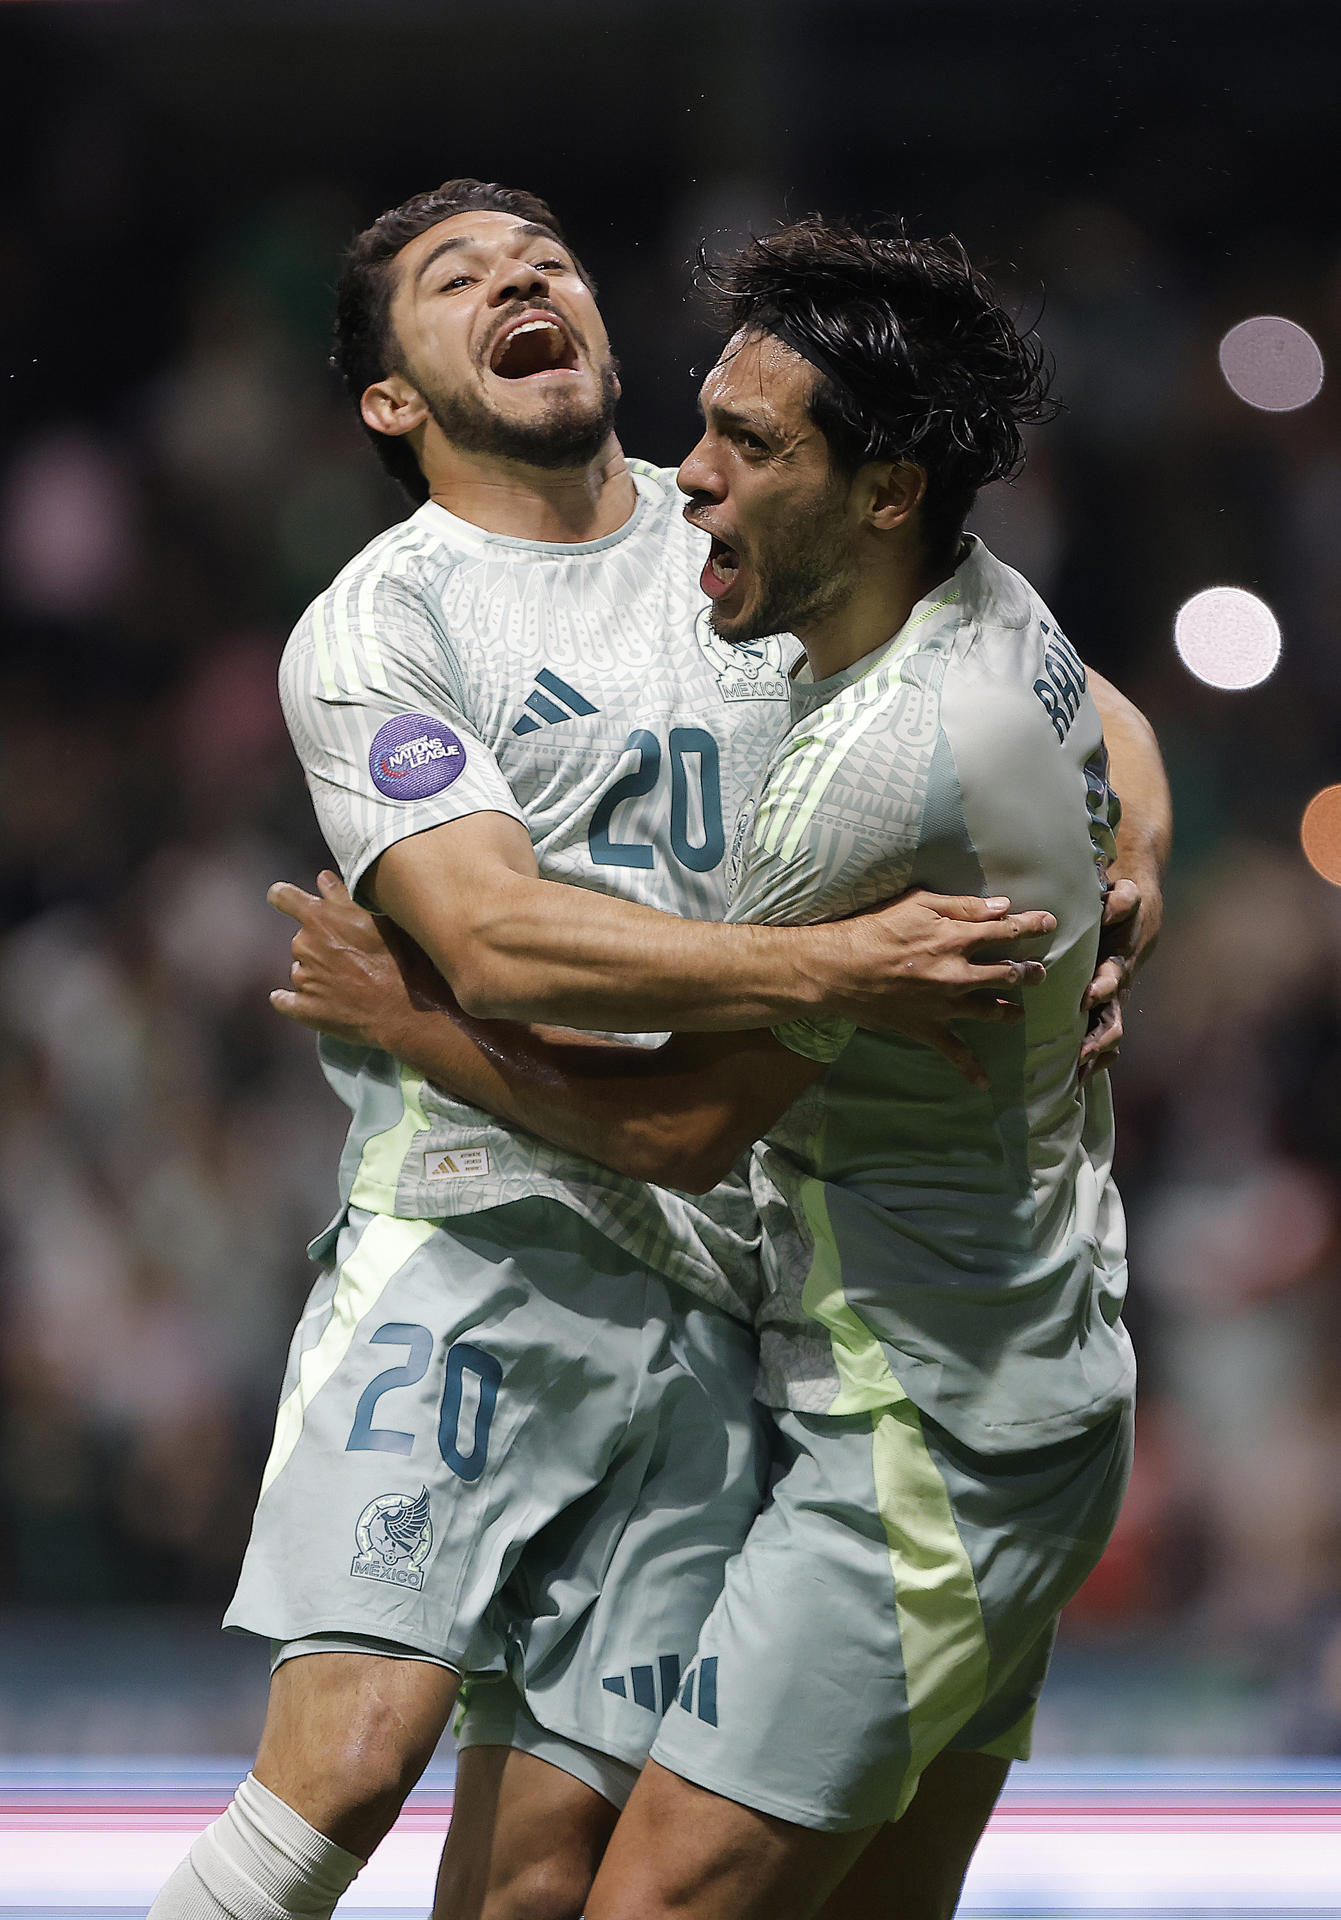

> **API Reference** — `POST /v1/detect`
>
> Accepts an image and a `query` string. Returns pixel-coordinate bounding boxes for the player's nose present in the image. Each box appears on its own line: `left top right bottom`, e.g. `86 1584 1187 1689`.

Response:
489 254 550 305
677 433 724 501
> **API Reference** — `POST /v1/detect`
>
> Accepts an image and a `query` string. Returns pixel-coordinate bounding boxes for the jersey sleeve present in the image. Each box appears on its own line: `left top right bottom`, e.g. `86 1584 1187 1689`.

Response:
728 680 942 1061
279 571 524 905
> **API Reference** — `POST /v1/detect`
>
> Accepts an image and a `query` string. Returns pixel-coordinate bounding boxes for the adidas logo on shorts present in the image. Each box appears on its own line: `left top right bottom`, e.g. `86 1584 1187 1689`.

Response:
675 1655 718 1727
601 1654 684 1717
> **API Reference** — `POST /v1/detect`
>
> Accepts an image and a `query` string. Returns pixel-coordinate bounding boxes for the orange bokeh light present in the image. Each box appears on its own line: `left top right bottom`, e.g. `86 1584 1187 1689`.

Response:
1300 786 1341 886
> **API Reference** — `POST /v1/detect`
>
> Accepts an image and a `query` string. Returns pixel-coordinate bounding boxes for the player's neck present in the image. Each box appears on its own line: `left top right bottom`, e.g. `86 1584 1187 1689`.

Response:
799 553 953 682
425 437 637 544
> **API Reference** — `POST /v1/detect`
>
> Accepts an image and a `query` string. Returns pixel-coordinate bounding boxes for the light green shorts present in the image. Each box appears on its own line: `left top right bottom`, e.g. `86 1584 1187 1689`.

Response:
649 1397 1133 1832
226 1198 765 1783
457 1671 641 1809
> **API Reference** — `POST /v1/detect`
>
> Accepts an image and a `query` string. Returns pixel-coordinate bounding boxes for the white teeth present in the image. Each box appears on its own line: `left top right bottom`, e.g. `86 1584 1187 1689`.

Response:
711 554 739 584
511 320 561 337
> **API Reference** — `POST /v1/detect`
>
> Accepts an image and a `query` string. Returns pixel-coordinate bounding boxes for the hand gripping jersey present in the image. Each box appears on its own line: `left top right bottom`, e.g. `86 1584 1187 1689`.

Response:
279 462 795 1322
729 537 1135 1447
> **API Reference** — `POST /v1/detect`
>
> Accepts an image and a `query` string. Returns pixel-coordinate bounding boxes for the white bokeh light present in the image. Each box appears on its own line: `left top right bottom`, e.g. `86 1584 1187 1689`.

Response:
1218 315 1324 412
1174 586 1281 689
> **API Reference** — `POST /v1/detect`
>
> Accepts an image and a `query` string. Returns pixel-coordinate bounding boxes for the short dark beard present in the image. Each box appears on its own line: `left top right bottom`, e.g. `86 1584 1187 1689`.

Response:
710 482 859 645
422 358 621 472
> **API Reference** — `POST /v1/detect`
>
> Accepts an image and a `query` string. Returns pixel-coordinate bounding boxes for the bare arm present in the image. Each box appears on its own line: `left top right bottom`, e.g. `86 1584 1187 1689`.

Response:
1089 668 1172 952
365 810 1052 1039
271 873 813 1191
1083 670 1173 1071
412 1019 811 1194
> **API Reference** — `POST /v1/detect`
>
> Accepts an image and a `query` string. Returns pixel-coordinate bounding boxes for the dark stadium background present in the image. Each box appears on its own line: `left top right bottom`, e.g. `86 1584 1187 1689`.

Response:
3 0 1340 1759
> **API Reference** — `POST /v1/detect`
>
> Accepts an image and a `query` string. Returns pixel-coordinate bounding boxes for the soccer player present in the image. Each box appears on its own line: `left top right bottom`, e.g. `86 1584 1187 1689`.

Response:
148 180 1082 1920
274 218 1166 1920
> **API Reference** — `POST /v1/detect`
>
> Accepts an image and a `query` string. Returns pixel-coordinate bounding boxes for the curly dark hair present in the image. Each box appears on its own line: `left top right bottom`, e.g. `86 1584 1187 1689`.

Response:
332 178 587 503
699 217 1056 569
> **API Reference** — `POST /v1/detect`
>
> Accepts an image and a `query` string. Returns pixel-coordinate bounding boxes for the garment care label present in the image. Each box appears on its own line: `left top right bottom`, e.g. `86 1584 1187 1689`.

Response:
423 1147 492 1180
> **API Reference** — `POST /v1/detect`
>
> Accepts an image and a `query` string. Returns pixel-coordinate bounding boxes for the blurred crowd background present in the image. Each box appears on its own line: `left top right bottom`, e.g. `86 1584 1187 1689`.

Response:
4 0 1341 1756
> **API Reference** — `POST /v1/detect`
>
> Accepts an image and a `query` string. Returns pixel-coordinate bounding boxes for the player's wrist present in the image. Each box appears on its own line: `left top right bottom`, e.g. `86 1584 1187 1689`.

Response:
369 1000 434 1068
780 921 851 1019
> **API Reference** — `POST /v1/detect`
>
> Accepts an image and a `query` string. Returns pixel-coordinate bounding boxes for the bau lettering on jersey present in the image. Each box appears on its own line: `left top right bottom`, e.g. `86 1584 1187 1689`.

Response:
1032 625 1087 744
369 713 467 800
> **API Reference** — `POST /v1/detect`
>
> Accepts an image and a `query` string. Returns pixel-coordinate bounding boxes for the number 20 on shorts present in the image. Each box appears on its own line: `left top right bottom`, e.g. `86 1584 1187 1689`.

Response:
346 1323 502 1482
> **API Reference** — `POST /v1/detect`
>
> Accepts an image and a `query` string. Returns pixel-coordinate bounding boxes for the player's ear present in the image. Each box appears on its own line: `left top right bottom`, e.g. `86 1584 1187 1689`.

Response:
864 460 926 532
361 375 429 439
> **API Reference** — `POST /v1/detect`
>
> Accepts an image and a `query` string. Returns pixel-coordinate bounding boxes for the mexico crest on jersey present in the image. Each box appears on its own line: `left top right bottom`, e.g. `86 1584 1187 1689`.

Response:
351 1487 433 1590
694 611 792 703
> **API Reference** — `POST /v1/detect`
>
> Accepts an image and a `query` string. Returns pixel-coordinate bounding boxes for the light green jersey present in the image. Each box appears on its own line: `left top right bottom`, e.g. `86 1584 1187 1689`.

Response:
280 462 798 1321
729 538 1134 1450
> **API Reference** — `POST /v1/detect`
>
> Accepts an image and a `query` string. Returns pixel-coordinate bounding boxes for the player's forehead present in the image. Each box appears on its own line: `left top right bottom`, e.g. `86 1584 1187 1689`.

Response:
700 328 818 432
395 209 565 285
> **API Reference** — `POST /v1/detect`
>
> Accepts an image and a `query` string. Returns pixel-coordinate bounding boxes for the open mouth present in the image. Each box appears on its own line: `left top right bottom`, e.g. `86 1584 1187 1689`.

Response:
701 534 741 601
489 315 579 380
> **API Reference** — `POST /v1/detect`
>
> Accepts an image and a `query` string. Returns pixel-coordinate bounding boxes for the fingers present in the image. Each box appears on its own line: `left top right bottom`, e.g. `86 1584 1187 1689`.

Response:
909 891 1015 922
1083 957 1127 1010
961 910 1056 948
269 987 320 1029
958 957 1047 991
907 893 1058 944
267 880 321 921
1102 877 1141 928
1079 1000 1124 1077
268 874 353 922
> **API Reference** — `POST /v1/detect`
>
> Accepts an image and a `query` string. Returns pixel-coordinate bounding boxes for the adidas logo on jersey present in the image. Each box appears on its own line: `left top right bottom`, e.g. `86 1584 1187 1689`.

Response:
423 1147 491 1180
512 668 600 736
601 1653 685 1716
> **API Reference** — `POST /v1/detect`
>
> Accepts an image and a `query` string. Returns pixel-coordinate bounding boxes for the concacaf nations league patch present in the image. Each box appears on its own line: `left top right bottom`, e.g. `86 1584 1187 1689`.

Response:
369 713 467 800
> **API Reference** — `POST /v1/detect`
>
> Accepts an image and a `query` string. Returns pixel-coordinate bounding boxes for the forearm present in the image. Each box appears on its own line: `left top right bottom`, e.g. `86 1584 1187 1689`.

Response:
383 862 837 1033
381 997 763 1190
1090 670 1172 953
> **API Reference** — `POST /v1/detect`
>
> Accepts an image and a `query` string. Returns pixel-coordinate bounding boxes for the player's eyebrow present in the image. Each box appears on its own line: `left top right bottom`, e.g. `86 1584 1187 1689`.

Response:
413 224 567 287
699 398 784 443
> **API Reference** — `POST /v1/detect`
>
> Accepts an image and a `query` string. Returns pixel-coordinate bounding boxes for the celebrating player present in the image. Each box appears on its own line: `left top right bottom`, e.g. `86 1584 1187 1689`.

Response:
151 181 1165 1920
274 218 1167 1920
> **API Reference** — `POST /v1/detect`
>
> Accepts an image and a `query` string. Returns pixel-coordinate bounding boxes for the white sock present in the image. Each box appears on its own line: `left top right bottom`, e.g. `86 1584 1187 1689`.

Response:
147 1772 365 1919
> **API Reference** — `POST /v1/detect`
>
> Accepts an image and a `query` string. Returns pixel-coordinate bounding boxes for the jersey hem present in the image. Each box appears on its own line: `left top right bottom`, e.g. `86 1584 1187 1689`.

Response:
753 1369 1137 1449
221 1614 491 1677
500 1697 661 1775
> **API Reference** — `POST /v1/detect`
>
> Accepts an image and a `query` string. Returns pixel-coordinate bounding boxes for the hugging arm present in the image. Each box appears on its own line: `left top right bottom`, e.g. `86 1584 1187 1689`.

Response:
1088 668 1171 954
422 1020 815 1194
1084 671 1173 1070
270 876 812 1192
363 810 1051 1039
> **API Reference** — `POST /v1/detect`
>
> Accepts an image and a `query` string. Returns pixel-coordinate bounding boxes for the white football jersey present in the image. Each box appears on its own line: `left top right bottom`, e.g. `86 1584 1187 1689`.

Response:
280 461 796 1320
729 539 1134 1446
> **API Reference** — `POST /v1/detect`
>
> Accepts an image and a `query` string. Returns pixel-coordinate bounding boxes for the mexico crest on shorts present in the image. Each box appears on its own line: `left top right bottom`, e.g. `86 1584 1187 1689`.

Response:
351 1487 433 1590
694 610 791 703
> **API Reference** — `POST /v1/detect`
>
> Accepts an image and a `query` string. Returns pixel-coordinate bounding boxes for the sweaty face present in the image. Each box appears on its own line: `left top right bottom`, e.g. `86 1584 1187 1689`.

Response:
388 210 620 469
678 332 861 646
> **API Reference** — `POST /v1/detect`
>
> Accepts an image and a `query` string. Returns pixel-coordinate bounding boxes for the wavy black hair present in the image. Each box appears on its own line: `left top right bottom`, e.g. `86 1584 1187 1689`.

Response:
700 217 1056 569
332 178 586 503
